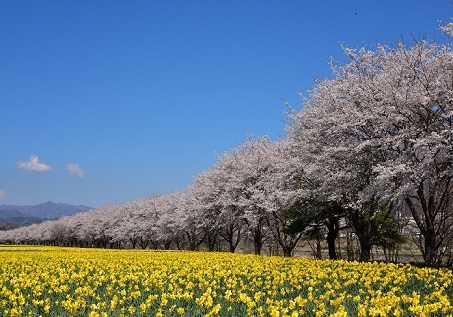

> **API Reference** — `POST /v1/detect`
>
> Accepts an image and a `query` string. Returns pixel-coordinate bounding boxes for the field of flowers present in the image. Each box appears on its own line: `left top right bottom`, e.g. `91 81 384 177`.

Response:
0 246 452 317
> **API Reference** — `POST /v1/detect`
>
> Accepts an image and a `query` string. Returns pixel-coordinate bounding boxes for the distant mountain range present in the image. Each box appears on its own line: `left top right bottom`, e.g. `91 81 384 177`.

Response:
0 201 93 228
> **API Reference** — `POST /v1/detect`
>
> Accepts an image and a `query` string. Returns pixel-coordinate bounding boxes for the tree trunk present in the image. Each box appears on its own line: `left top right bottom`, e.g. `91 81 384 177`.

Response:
151 241 160 250
423 234 438 264
138 237 149 249
163 240 172 250
316 237 322 259
175 238 182 250
243 216 268 256
253 229 263 255
349 208 374 262
325 216 340 260
206 229 218 252
359 241 372 262
355 227 373 262
186 230 206 251
283 247 293 257
404 178 453 265
274 231 303 258
326 233 337 260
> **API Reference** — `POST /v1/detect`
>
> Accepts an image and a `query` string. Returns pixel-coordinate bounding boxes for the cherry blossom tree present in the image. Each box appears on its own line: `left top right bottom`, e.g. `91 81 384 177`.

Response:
177 189 211 251
48 220 72 246
224 136 273 255
187 152 246 253
258 138 309 257
203 136 307 256
287 26 452 262
153 192 186 250
190 137 278 254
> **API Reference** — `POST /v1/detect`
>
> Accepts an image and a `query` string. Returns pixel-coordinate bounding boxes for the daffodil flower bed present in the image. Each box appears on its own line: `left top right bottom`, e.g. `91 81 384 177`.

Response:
0 246 452 317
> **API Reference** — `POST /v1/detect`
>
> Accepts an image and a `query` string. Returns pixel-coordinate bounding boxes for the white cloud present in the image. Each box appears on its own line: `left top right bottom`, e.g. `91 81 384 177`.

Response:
67 163 86 178
17 155 52 172
0 190 6 198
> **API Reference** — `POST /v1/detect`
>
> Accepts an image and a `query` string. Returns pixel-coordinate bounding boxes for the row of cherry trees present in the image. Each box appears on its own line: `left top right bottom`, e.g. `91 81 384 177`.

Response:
1 22 452 264
0 137 306 257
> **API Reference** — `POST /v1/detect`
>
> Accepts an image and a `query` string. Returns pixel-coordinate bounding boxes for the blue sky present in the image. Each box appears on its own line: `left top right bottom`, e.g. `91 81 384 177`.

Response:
1 1 451 208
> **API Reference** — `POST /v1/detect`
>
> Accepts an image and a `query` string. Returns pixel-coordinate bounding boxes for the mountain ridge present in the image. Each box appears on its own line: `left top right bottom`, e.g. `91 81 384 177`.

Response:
0 201 93 227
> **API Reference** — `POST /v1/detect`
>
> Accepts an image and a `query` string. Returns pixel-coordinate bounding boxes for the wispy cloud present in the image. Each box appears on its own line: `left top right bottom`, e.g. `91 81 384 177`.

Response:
17 155 52 172
67 163 86 178
0 190 6 198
